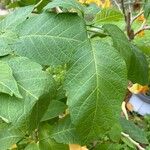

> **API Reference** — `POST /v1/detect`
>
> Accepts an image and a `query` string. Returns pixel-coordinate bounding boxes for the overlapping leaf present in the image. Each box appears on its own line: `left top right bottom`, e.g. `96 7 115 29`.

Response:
0 6 33 56
64 40 127 143
39 124 69 150
103 24 149 85
94 8 123 24
44 0 84 12
0 123 24 150
0 57 54 129
51 116 80 144
0 61 22 98
13 13 87 66
41 100 67 122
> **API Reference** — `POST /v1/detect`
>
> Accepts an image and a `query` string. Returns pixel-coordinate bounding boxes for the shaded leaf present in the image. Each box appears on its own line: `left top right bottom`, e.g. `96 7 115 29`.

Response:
39 123 69 150
0 61 22 98
103 24 148 85
51 116 80 144
120 118 149 144
0 123 24 150
41 100 67 122
0 57 54 130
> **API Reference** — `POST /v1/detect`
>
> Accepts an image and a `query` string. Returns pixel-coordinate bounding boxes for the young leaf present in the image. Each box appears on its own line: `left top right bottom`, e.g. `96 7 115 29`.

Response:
41 100 67 122
0 123 24 150
39 123 69 150
13 13 87 66
0 61 22 98
94 8 123 24
0 57 54 130
120 118 149 144
64 40 127 143
51 116 80 144
44 0 84 12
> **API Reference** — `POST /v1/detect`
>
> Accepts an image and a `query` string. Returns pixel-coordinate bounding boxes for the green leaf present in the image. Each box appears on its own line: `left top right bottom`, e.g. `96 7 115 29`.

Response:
95 142 123 150
103 24 132 69
41 100 67 122
13 13 87 66
94 8 123 24
51 116 80 144
128 45 149 85
0 57 54 130
64 40 127 143
0 30 17 56
25 143 40 150
103 24 148 85
44 0 84 12
0 6 33 30
0 61 22 98
39 123 69 150
120 118 149 144
0 123 24 150
144 0 150 19
0 6 33 56
109 124 122 142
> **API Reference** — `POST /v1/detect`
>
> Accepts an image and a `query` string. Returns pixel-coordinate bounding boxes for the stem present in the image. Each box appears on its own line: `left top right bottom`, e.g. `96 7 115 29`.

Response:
121 0 127 22
131 10 144 25
34 0 43 9
112 0 122 12
134 25 150 36
121 132 145 150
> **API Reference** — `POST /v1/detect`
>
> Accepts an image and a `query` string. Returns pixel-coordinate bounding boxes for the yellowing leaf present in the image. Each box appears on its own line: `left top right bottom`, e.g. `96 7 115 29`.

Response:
10 144 17 149
128 83 149 94
101 0 111 8
137 30 145 37
69 144 88 150
137 14 145 22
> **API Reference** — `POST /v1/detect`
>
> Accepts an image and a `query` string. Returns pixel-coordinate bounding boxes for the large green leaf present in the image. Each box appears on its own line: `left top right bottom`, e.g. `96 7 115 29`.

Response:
51 116 80 144
41 100 67 122
0 57 54 129
120 118 149 144
94 8 123 24
13 13 87 66
64 40 127 143
103 24 148 85
0 6 33 30
39 123 69 150
44 0 84 12
0 61 22 98
0 123 24 150
0 6 33 56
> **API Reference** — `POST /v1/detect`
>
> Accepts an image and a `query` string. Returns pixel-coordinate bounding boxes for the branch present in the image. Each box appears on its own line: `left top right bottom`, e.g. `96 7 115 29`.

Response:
121 0 127 22
134 19 150 36
112 0 122 12
131 10 144 25
121 132 145 150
